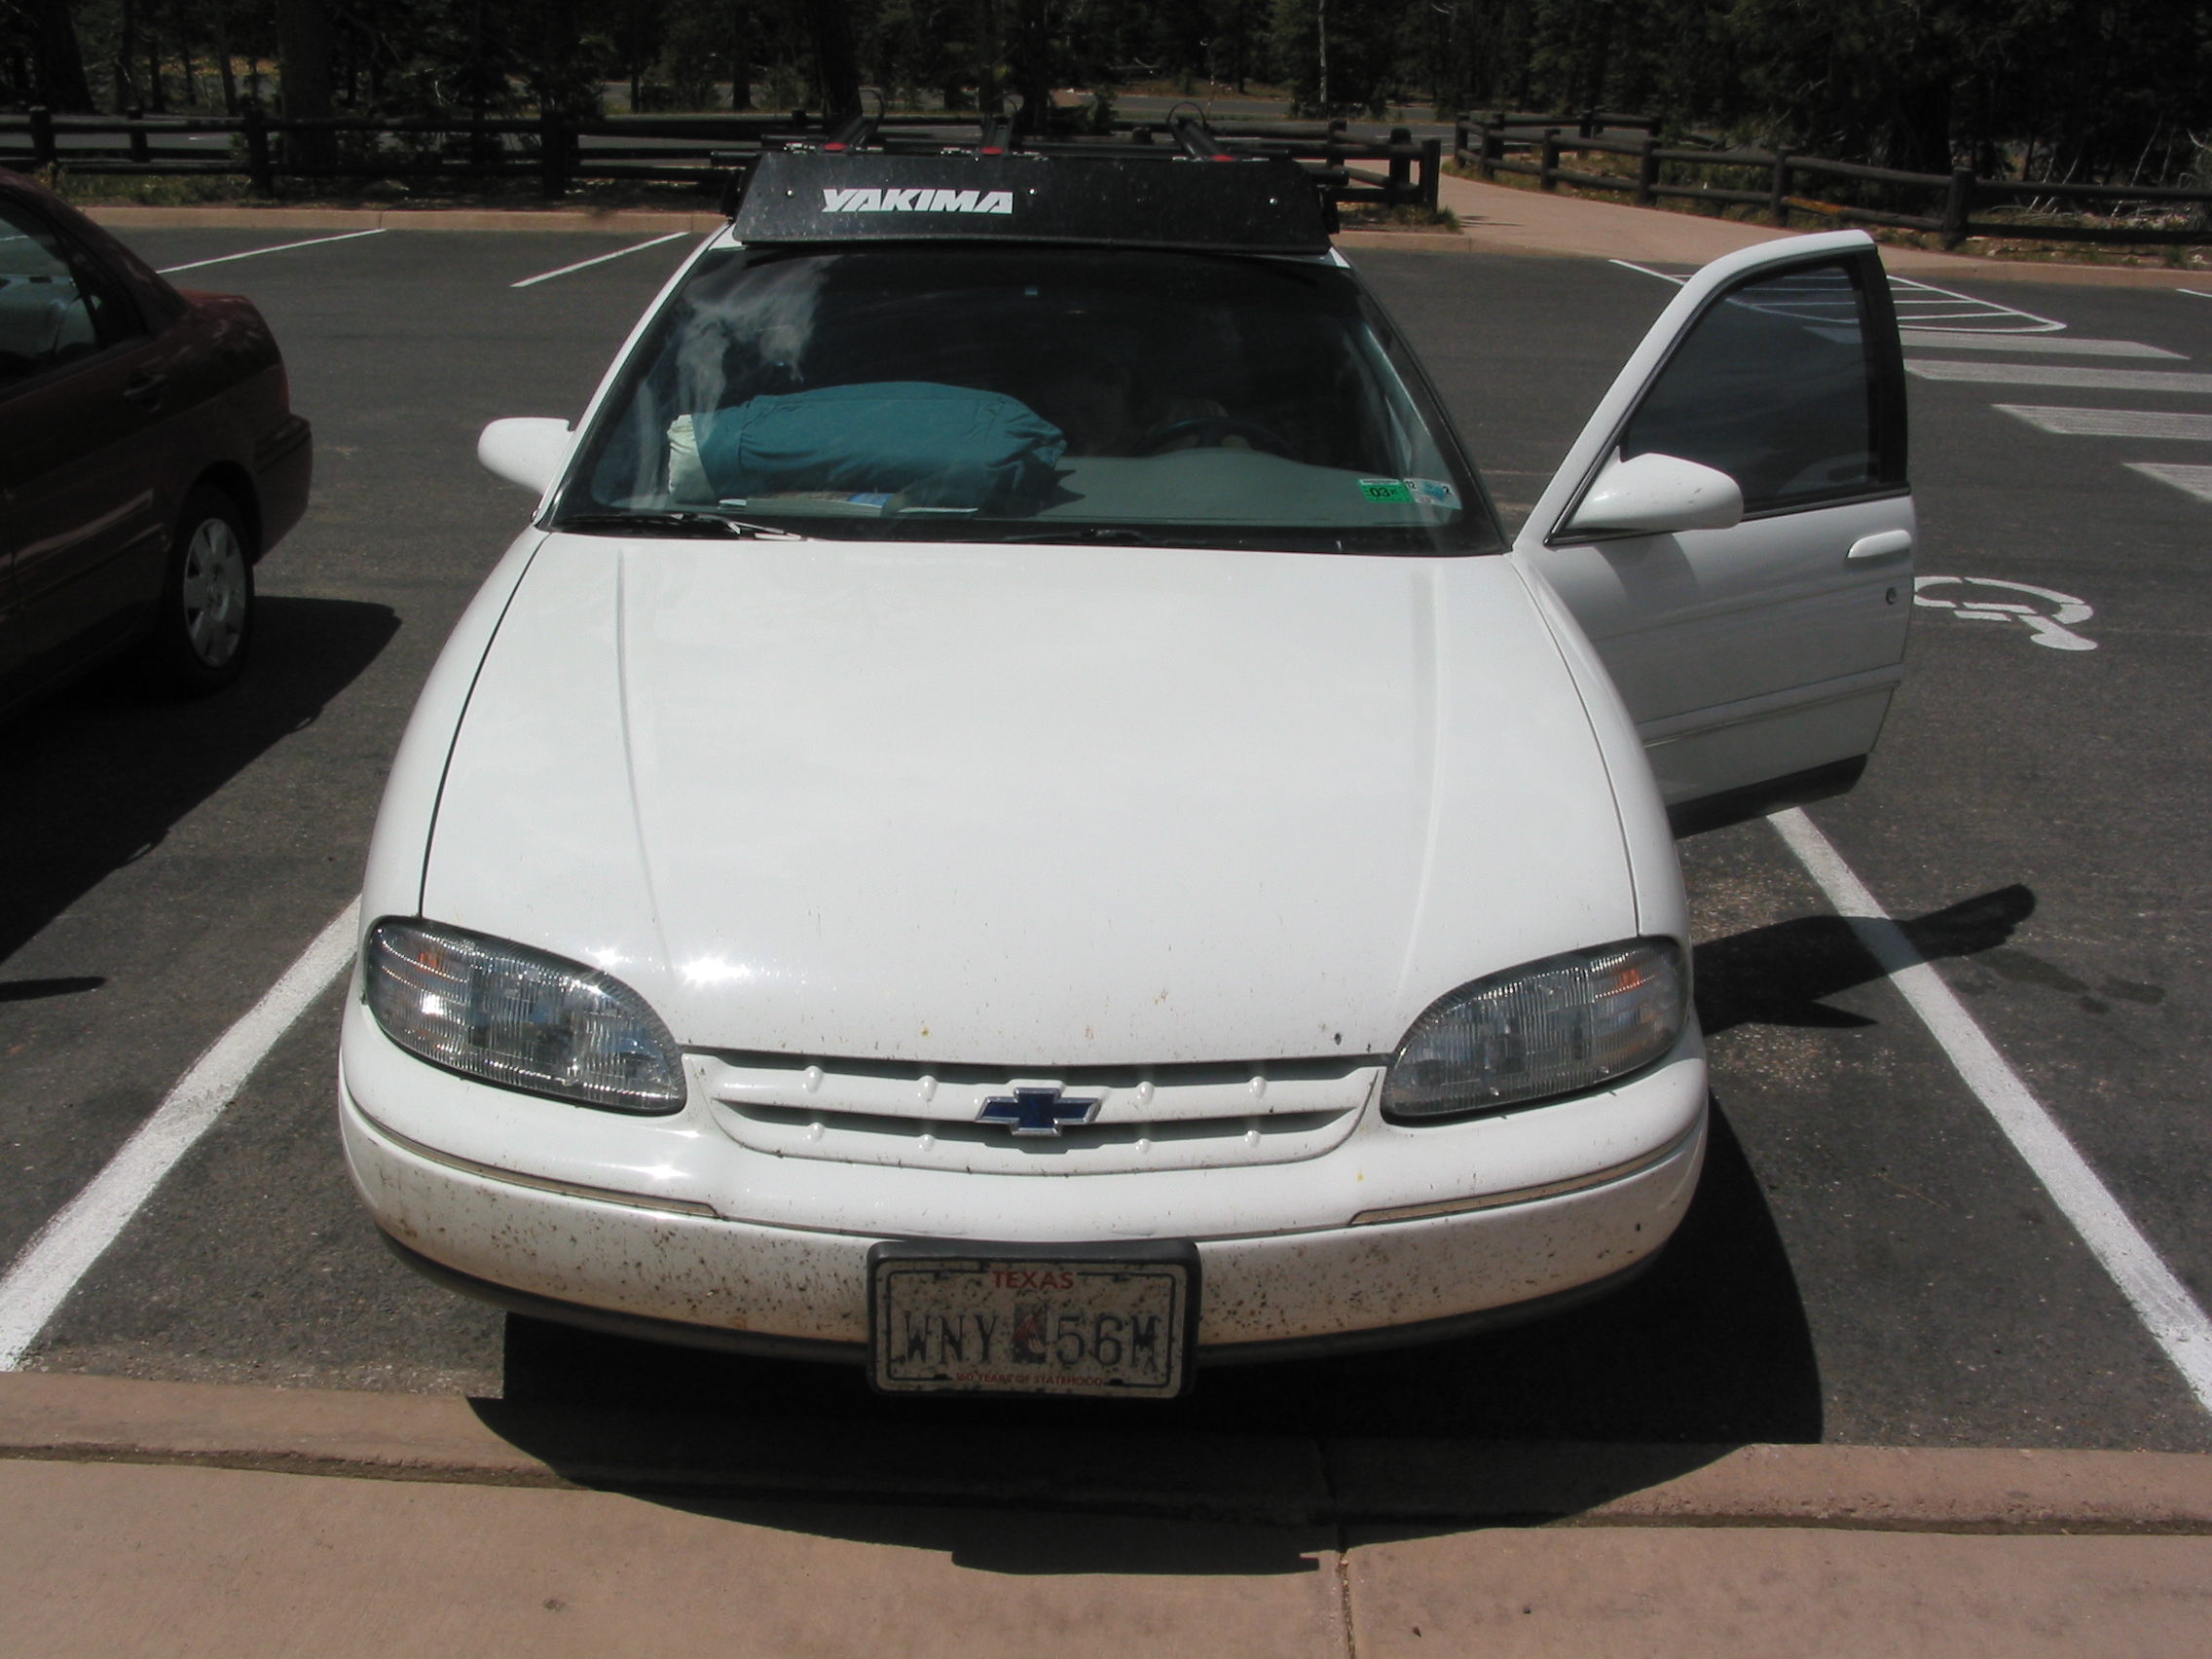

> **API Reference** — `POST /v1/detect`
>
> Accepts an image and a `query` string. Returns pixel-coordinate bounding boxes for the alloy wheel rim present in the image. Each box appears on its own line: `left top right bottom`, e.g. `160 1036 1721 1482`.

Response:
179 518 247 668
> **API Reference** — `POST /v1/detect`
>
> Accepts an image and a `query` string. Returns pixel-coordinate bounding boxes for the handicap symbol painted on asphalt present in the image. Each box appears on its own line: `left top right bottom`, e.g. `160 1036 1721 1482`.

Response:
1913 576 2097 651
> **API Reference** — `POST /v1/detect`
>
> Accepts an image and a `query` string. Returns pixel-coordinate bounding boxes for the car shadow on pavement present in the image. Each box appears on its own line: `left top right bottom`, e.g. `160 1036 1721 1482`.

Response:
493 1097 1818 1441
483 1094 1815 1566
1696 884 2037 1036
471 886 2048 1566
0 596 399 973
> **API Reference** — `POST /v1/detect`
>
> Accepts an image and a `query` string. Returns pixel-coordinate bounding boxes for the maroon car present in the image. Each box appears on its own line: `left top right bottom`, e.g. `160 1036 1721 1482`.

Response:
0 168 311 712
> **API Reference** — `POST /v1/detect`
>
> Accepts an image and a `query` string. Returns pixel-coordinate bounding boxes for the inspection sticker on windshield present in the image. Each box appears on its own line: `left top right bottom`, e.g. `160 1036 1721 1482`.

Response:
868 1242 1198 1397
1359 478 1414 503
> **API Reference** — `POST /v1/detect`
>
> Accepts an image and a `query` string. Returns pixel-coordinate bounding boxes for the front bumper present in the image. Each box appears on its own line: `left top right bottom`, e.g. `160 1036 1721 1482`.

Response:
340 1017 1708 1359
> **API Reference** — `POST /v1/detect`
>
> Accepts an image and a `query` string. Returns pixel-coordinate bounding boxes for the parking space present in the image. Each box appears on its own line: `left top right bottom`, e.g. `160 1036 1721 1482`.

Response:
1 228 2206 1451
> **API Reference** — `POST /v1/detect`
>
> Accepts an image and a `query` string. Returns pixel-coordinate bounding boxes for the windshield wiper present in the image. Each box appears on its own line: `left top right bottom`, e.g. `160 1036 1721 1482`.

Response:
551 510 805 540
1001 526 1166 545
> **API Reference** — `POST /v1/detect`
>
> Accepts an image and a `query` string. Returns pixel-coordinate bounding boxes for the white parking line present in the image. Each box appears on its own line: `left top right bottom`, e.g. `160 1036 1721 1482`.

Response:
1997 406 2212 439
2126 462 2212 502
1885 276 2065 334
1769 810 2212 1415
510 232 689 289
1901 332 2181 358
0 900 360 1370
157 228 387 275
1908 361 2212 393
1608 263 2069 334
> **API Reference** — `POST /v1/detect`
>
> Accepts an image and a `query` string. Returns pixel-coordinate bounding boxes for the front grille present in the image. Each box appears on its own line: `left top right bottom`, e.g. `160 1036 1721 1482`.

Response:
690 1051 1381 1174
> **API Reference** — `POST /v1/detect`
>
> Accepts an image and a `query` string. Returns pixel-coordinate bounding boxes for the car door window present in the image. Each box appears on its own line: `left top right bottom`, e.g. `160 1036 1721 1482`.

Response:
0 203 131 387
1618 260 1893 514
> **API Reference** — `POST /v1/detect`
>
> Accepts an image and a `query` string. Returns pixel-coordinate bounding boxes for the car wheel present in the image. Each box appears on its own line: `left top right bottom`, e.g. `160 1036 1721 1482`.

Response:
147 488 255 694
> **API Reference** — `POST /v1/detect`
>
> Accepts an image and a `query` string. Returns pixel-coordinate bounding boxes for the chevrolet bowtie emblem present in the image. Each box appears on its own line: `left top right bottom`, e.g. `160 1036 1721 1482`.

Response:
977 1086 1101 1138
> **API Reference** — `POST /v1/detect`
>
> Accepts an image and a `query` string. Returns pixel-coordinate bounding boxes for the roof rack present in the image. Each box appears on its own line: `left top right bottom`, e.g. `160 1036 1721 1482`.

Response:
726 144 1333 255
713 111 1442 233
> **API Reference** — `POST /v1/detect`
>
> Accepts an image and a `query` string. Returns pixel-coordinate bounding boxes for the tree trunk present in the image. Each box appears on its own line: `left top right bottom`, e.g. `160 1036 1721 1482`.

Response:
728 4 753 110
210 0 240 114
1317 0 1329 114
275 0 335 166
803 0 862 118
179 11 199 109
146 22 166 112
1008 0 1050 134
19 0 96 111
117 0 139 109
974 0 998 115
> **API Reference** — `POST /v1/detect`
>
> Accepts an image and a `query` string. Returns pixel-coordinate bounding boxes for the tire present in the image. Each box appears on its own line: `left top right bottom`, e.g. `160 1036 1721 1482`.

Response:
145 487 255 695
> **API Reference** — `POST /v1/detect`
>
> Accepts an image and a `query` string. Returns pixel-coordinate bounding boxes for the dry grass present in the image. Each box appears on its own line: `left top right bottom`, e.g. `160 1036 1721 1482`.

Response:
1339 202 1463 232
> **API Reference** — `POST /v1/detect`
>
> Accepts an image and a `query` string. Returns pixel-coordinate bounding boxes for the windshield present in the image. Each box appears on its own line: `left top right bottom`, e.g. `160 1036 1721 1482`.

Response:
555 244 1498 553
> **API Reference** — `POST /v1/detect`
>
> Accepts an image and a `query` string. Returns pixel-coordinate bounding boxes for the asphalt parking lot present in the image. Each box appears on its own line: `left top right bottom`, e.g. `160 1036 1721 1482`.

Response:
2 223 2207 1454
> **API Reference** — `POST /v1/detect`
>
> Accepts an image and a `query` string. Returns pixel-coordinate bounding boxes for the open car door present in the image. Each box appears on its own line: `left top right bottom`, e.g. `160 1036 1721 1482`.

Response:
1517 230 1914 835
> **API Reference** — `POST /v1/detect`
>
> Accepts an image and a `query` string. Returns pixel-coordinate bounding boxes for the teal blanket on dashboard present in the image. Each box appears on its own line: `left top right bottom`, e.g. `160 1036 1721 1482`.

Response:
695 382 1066 507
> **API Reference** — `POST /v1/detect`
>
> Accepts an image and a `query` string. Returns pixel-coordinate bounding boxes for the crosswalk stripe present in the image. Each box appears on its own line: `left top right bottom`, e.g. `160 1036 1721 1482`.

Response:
1908 361 2212 393
2126 463 2212 502
1900 332 2182 359
1997 406 2212 439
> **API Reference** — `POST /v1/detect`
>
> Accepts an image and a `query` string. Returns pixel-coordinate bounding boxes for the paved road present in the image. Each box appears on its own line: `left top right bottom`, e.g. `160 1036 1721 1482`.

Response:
2 227 2207 1452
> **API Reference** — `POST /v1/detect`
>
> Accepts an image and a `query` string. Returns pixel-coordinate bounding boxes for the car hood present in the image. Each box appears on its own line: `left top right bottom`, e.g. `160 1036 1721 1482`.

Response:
420 535 1637 1064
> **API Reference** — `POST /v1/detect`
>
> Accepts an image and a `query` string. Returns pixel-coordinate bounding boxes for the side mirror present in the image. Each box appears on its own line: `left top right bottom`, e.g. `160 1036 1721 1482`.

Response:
478 418 574 495
1567 451 1744 535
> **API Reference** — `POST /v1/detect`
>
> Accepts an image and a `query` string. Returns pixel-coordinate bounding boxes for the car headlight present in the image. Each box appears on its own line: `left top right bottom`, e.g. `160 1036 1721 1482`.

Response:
363 918 685 1114
1382 939 1687 1122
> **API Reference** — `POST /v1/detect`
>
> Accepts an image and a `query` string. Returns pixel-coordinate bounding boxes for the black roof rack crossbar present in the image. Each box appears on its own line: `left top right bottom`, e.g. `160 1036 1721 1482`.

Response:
1167 114 1231 161
823 109 879 153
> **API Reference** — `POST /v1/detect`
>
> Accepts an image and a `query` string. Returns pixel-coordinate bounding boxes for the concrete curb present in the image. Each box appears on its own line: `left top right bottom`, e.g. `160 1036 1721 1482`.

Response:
77 205 1462 254
77 202 2211 287
1334 230 1475 253
3 1371 2208 1533
81 204 725 235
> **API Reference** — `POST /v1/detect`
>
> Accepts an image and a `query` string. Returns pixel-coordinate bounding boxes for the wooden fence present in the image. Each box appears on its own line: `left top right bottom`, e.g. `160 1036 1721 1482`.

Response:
1454 118 2212 246
0 106 1443 212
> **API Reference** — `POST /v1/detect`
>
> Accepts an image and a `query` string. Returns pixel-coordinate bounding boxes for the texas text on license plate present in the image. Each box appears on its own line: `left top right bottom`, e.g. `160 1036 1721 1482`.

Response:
866 1240 1199 1398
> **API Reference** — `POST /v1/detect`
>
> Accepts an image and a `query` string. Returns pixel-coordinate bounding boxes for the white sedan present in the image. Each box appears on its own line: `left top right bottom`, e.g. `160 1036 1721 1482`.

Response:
342 156 1913 1397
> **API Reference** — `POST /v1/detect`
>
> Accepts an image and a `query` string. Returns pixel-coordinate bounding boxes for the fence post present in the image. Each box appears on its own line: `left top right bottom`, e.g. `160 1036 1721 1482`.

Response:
539 107 568 198
126 107 148 164
1636 136 1659 205
1387 125 1412 202
243 104 273 195
1941 166 1973 247
1479 116 1501 182
1768 152 1790 226
1420 136 1441 213
1539 127 1560 191
29 106 55 166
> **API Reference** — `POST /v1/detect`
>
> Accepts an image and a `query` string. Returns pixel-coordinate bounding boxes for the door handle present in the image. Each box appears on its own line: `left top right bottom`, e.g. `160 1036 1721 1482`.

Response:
122 371 167 410
1847 530 1913 562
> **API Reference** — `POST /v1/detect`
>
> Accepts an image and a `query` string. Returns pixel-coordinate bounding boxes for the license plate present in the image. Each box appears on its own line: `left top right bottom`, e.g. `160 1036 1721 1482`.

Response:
867 1241 1198 1398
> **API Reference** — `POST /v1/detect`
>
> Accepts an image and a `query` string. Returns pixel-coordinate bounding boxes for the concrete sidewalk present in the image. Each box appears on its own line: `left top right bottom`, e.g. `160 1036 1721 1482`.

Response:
1 1371 2207 1655
1406 170 2212 290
